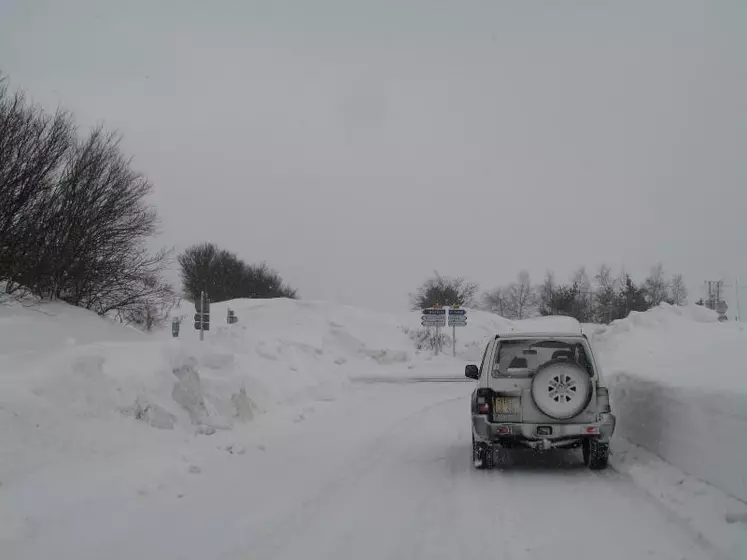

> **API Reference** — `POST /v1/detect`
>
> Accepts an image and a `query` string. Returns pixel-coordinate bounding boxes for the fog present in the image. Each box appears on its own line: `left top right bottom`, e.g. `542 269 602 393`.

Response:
1 0 744 310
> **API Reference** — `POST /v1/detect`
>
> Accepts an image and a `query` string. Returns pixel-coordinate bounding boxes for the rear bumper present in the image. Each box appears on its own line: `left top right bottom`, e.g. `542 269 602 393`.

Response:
472 413 616 448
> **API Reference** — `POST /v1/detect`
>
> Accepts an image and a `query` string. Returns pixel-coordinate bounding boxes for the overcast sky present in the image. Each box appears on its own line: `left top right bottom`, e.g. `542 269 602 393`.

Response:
1 0 745 312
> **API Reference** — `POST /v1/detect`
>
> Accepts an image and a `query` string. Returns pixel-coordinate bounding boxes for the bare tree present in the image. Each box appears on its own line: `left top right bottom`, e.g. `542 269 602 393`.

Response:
594 264 619 323
669 273 688 306
0 75 73 290
1 75 173 320
502 270 537 319
643 262 670 307
482 287 509 316
570 266 593 322
538 271 559 316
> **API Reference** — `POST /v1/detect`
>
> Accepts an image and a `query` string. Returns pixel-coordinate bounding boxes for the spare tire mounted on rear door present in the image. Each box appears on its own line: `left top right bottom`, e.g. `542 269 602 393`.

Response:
531 361 592 420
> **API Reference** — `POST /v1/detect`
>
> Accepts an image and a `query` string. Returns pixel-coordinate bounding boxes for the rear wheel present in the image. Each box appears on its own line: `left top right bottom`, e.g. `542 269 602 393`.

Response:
583 439 609 470
472 435 493 470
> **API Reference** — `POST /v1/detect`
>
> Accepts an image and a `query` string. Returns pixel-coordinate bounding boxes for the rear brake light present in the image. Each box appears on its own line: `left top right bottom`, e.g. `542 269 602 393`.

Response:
476 388 493 415
497 426 510 435
586 426 599 434
596 387 611 413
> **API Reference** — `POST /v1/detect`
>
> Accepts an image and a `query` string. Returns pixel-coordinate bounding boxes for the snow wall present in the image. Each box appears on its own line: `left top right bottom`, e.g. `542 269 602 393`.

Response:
590 305 747 503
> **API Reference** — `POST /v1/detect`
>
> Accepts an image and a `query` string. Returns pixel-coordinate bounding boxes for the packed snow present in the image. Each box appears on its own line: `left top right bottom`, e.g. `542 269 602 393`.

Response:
1 296 746 559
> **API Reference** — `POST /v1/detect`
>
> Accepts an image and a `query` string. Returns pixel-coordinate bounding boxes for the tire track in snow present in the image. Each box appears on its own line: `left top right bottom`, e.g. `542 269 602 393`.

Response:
228 388 723 560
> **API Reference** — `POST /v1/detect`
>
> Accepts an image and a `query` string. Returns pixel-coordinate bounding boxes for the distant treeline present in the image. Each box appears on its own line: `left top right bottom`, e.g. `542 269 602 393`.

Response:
178 242 297 304
411 264 687 324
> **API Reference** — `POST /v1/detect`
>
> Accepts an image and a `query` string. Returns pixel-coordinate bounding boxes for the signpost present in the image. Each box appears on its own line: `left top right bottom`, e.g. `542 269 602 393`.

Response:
227 308 238 324
194 291 210 340
448 308 467 357
421 308 446 354
421 308 446 327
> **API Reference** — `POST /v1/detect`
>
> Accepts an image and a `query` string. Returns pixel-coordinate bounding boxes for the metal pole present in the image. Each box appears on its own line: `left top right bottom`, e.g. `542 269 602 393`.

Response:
435 326 440 355
452 324 456 357
200 290 205 341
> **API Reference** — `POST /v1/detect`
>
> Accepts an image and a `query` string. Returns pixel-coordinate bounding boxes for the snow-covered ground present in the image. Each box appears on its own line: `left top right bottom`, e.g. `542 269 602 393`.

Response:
1 297 746 559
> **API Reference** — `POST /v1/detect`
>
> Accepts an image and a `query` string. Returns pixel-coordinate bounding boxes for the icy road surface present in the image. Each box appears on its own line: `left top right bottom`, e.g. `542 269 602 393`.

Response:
3 370 720 560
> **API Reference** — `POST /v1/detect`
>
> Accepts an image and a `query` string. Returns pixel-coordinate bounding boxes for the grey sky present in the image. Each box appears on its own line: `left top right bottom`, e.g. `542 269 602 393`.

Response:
1 0 745 311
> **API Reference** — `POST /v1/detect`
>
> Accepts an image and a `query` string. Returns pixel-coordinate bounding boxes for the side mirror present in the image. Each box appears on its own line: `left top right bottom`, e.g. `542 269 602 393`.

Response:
465 364 479 379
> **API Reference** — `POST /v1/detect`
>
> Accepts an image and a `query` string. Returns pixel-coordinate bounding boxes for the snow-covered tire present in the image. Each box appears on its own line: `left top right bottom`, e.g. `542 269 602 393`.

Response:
583 439 609 470
473 436 492 470
531 361 592 420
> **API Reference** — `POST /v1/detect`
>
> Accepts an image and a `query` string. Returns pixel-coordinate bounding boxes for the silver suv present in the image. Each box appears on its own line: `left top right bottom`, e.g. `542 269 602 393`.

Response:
465 325 616 470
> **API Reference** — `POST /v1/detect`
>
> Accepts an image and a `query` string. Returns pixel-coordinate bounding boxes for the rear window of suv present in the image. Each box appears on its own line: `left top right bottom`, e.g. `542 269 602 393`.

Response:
491 338 594 377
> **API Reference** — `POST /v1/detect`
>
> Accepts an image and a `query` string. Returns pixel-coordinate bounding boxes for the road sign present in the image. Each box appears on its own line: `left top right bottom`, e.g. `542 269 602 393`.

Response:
229 317 238 324
227 309 238 324
448 308 467 326
194 291 210 339
422 308 446 326
421 308 447 327
422 308 446 315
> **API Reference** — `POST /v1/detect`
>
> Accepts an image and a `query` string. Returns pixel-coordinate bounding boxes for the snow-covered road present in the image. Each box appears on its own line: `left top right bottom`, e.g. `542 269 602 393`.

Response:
4 369 721 560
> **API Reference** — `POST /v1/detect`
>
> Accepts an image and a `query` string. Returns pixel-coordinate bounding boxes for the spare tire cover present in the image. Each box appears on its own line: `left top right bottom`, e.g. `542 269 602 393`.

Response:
531 361 592 420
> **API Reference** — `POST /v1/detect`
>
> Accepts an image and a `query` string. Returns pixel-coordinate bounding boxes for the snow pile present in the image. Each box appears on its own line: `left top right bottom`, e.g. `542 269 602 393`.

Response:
591 304 747 503
0 297 425 487
181 298 416 368
2 297 419 432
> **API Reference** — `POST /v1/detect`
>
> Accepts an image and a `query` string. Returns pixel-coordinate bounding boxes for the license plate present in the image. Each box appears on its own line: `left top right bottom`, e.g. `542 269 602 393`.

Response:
494 397 517 414
537 426 552 436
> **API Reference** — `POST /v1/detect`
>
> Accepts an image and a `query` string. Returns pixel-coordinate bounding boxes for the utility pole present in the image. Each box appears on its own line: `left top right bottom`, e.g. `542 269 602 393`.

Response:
705 279 729 321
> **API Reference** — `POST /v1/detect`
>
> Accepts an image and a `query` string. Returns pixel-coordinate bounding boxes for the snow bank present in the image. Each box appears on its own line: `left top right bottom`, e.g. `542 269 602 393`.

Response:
592 304 747 503
2 297 418 432
0 296 424 488
612 438 747 560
